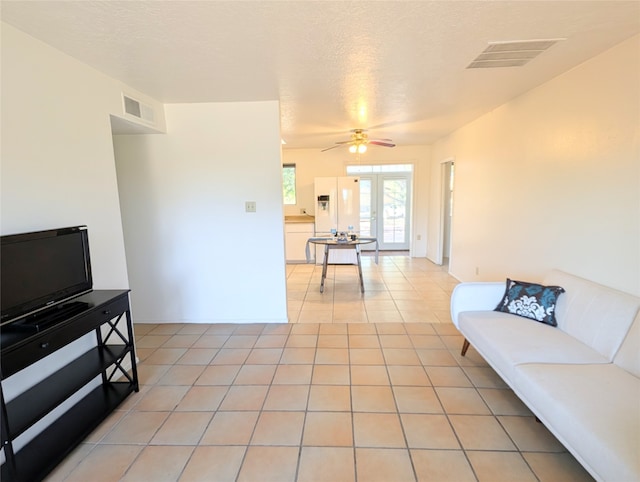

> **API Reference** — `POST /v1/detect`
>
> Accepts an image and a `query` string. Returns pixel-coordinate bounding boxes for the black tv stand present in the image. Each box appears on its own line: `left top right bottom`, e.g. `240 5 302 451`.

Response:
0 290 138 482
7 300 91 333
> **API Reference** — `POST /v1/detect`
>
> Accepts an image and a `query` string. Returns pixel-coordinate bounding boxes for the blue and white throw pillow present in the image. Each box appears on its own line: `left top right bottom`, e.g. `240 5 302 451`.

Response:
495 278 565 326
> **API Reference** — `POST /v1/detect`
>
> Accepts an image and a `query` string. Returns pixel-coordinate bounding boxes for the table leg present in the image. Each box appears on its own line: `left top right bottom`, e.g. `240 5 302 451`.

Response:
356 245 364 293
320 245 329 293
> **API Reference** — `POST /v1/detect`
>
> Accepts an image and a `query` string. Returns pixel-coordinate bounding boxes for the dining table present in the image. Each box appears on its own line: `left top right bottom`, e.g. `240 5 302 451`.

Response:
305 236 379 293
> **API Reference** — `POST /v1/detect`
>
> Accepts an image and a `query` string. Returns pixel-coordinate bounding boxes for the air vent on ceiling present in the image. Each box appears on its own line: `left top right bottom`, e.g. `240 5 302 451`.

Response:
123 94 155 124
467 38 565 69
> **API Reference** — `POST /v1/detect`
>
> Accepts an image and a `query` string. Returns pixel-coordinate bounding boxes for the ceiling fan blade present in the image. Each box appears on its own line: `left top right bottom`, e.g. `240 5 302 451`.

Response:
335 140 355 145
369 141 396 148
320 144 343 152
369 138 394 142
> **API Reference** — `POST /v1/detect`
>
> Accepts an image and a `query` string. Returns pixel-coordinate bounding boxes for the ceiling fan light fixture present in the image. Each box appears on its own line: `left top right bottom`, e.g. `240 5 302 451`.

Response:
321 129 395 153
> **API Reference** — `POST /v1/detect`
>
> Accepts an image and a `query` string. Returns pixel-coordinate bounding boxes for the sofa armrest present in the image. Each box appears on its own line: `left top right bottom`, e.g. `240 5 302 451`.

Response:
450 281 505 328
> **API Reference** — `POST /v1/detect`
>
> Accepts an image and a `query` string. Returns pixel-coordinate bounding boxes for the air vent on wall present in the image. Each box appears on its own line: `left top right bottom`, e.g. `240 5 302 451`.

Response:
467 38 565 69
122 94 155 124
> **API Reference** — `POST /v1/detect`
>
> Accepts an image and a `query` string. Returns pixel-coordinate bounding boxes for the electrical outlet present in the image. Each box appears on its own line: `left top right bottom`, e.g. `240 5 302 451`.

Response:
475 267 480 275
416 234 422 241
245 201 256 213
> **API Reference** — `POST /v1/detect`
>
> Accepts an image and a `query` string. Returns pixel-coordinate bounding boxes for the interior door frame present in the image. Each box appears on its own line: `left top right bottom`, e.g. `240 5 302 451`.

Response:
435 158 455 265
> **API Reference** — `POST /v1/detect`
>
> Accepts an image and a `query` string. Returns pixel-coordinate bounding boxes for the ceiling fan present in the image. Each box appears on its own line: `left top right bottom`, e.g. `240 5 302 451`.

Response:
321 129 396 153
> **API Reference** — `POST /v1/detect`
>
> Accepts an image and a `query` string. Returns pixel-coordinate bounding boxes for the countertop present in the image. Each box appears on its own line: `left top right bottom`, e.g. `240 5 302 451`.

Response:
284 215 315 224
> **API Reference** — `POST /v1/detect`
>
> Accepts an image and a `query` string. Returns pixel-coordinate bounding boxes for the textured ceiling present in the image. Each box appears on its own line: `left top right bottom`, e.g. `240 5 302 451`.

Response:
2 1 639 149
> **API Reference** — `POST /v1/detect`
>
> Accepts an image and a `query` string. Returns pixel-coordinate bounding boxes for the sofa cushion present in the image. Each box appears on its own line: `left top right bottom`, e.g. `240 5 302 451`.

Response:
494 278 565 326
543 270 640 360
514 363 640 482
458 311 608 381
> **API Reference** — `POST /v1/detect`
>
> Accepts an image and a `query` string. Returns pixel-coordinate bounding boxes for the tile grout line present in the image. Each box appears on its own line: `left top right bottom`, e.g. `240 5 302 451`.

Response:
379 322 421 482
430 330 482 482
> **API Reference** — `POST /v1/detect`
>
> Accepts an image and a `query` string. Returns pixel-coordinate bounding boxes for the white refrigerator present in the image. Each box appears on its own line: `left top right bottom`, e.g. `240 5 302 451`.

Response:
314 176 360 264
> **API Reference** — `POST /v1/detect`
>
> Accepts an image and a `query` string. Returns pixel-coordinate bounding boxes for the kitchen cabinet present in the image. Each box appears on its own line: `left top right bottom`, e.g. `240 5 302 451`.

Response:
284 219 314 263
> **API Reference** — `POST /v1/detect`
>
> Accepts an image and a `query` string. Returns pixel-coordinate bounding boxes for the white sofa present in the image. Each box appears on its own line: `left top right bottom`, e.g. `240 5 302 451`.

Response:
450 269 640 482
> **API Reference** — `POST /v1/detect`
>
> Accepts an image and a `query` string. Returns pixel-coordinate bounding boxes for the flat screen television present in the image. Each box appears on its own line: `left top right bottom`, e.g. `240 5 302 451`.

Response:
1 226 93 326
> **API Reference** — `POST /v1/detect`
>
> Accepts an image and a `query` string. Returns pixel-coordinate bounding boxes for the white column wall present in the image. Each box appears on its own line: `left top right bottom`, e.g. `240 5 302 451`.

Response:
113 101 288 323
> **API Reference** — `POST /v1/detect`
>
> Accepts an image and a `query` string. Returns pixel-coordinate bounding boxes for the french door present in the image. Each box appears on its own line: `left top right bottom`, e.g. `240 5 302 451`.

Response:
358 173 411 250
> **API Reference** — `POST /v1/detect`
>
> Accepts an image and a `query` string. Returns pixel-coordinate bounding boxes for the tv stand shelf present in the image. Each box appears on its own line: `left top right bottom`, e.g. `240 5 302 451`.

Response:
0 290 138 482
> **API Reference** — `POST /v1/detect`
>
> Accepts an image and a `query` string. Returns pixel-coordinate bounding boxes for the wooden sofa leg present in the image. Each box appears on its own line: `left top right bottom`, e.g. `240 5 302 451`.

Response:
461 338 470 356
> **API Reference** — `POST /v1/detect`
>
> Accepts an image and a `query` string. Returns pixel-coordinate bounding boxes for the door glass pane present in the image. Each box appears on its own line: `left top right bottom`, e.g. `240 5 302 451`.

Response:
382 179 407 243
359 178 372 236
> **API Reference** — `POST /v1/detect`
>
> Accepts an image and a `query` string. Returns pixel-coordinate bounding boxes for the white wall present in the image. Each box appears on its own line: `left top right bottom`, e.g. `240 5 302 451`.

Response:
4 25 118 285
429 35 640 295
1 23 165 286
282 145 432 257
113 101 288 323
0 23 166 447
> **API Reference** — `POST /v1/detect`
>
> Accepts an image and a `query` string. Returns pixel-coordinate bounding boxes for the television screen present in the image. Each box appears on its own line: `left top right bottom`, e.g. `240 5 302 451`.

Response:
1 226 93 325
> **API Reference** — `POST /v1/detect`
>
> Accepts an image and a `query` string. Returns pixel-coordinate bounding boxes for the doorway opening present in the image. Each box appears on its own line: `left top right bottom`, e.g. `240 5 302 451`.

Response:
436 160 454 265
347 164 413 254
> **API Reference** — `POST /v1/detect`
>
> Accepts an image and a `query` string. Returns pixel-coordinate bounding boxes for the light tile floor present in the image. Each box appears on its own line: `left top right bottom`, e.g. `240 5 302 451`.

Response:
287 255 456 324
45 257 594 481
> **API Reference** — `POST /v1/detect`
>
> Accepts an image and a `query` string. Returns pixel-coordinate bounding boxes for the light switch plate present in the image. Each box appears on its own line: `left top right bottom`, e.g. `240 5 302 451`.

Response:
245 201 256 213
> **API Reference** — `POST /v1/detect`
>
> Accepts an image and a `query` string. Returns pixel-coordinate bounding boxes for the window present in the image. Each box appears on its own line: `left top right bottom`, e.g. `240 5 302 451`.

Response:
282 164 296 205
